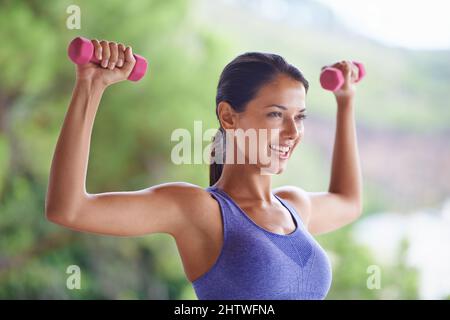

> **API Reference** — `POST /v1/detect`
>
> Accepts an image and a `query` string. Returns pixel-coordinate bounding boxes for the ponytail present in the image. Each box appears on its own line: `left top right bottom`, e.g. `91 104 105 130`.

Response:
209 127 225 186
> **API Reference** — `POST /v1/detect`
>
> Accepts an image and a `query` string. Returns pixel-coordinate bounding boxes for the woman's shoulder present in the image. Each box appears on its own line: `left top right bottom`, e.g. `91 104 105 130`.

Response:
153 181 221 236
153 181 217 213
152 181 212 201
272 185 312 225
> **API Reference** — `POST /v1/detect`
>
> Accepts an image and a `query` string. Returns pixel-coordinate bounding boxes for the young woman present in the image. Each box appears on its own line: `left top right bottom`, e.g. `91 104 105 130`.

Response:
46 39 363 300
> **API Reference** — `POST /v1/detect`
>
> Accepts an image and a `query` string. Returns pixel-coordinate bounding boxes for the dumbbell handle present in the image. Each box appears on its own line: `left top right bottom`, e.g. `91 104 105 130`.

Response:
320 61 365 91
68 37 148 82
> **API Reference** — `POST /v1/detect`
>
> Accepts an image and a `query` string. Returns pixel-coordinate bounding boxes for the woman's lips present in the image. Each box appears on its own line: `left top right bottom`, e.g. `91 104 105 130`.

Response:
269 144 291 160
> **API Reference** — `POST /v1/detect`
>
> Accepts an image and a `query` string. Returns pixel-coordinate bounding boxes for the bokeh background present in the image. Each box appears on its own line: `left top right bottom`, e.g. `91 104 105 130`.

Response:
1 0 449 299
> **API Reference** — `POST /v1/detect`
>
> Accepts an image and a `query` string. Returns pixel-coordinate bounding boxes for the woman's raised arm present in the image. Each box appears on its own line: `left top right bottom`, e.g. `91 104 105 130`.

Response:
45 39 201 237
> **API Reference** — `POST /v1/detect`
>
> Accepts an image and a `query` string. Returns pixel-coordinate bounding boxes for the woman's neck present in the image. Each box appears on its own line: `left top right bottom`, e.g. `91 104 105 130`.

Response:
213 163 274 202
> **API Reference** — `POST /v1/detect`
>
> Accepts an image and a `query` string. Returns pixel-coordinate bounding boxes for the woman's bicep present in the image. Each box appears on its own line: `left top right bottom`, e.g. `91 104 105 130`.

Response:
48 182 200 237
307 191 361 235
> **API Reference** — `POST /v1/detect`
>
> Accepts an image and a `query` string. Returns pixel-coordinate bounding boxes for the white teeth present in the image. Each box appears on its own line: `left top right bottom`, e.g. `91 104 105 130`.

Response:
269 144 290 153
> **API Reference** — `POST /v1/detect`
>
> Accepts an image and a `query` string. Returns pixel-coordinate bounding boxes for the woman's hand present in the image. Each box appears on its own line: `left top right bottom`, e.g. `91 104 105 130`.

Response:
75 39 136 88
322 60 359 102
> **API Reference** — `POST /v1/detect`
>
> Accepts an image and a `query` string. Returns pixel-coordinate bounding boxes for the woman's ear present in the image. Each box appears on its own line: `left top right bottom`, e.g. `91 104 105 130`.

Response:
217 101 237 130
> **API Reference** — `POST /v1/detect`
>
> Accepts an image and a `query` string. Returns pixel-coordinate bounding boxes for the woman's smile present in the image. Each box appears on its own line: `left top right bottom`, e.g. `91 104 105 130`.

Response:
269 143 295 160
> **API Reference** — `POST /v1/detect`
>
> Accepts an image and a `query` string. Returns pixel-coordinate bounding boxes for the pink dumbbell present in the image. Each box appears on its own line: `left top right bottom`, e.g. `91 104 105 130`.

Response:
68 36 148 82
320 61 365 91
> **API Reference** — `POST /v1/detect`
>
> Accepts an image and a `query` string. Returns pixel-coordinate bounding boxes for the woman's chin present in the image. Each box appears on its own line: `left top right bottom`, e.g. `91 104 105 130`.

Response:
257 159 287 175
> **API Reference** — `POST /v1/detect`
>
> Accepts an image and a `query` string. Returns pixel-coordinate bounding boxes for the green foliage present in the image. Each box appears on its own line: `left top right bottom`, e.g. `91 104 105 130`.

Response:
0 135 9 195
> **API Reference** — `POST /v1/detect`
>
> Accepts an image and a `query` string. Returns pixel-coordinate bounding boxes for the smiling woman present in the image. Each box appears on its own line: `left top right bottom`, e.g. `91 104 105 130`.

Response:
46 39 362 300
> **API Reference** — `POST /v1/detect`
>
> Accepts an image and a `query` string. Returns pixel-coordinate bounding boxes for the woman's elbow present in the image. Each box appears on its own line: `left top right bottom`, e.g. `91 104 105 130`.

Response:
45 202 78 226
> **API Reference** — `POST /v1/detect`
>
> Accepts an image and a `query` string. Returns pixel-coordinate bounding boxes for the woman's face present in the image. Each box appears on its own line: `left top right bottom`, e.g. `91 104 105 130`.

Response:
225 74 307 174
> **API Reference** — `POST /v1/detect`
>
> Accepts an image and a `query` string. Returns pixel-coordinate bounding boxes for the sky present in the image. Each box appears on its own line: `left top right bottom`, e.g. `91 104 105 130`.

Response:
315 0 450 50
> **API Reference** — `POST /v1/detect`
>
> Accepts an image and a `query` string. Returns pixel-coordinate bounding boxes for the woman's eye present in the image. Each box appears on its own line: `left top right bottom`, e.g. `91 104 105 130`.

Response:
267 112 307 121
268 112 282 118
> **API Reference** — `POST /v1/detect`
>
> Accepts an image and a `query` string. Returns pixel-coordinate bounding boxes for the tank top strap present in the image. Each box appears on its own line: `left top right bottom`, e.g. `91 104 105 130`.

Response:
205 185 241 233
272 193 306 229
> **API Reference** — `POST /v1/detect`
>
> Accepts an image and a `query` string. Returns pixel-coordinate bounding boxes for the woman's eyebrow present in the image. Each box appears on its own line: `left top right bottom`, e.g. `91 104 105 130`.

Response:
264 104 306 112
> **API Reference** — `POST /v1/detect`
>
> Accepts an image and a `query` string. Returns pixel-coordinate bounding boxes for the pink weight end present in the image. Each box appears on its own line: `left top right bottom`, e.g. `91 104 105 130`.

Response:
320 67 344 91
128 54 148 82
68 37 93 65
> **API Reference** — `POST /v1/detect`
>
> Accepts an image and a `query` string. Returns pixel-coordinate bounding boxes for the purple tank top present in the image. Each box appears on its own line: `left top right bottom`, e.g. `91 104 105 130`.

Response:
191 185 332 300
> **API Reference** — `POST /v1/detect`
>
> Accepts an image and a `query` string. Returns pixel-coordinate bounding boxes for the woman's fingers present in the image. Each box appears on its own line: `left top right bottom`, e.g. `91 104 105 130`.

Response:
96 41 127 69
340 60 359 81
330 60 353 80
342 61 350 76
121 46 136 75
350 62 359 81
108 42 118 69
78 39 139 86
100 40 110 68
117 43 125 67
91 39 102 60
88 39 137 84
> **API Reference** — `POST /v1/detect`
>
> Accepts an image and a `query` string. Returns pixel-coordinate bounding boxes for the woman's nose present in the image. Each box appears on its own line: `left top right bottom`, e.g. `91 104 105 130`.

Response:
282 118 300 140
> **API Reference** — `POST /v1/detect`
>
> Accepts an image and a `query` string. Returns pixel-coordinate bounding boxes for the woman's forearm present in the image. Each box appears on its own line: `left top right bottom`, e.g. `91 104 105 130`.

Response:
45 79 105 219
328 97 363 209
